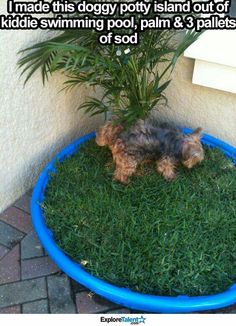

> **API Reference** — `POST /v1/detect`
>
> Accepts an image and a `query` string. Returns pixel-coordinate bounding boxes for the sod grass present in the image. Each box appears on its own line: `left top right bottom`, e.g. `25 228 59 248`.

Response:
42 139 236 296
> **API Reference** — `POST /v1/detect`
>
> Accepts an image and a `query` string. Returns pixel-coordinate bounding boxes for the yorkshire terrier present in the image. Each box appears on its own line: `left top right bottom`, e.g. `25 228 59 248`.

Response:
96 119 204 184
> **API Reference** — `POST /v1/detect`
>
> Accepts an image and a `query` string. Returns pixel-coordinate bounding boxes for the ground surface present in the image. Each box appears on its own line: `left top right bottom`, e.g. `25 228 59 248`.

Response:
1 192 236 314
0 191 130 314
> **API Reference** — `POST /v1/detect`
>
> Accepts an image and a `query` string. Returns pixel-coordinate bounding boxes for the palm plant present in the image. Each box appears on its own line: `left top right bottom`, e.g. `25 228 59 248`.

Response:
18 10 200 128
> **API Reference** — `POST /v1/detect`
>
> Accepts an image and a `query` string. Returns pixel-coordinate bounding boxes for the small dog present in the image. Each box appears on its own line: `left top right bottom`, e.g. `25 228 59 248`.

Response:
96 119 204 184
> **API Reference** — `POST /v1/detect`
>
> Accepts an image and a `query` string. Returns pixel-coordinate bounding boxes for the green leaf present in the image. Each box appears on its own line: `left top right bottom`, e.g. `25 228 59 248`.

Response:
155 80 171 95
18 18 201 126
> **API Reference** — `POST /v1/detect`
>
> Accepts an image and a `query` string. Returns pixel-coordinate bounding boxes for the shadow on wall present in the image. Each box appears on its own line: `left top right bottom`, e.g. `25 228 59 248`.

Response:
1 37 104 212
154 57 236 148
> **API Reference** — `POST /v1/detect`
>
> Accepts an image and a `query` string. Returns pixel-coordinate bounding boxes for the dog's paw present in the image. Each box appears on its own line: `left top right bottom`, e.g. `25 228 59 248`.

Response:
164 172 176 182
112 175 130 185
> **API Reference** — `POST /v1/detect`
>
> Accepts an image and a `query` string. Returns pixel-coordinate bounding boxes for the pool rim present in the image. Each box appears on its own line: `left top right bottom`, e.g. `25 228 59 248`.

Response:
31 128 236 313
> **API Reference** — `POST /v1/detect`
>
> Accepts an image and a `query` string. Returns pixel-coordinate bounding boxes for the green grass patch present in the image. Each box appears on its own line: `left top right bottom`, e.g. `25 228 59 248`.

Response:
43 139 236 296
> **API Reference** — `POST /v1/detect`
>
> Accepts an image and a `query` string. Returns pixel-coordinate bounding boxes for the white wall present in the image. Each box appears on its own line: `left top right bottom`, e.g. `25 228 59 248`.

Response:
155 57 236 147
0 8 103 213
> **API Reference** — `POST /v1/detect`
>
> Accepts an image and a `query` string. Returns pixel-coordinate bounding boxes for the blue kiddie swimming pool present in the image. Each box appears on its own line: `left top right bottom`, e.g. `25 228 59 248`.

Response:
31 129 236 313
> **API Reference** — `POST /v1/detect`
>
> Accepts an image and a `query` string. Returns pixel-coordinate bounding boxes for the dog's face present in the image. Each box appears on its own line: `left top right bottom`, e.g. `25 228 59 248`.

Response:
181 128 204 169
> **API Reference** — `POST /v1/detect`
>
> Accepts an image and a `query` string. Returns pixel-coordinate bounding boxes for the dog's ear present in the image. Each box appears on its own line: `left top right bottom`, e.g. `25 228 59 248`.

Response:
190 127 202 142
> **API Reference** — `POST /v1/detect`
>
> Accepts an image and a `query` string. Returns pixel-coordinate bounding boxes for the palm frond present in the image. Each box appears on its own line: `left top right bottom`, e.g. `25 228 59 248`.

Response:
78 97 110 117
18 13 202 127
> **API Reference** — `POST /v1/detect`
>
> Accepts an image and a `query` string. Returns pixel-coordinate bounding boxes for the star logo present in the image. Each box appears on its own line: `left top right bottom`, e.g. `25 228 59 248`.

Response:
138 315 146 324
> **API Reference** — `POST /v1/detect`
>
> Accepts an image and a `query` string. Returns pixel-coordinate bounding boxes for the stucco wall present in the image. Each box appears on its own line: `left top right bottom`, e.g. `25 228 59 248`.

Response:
0 27 103 213
1 12 236 213
155 57 236 147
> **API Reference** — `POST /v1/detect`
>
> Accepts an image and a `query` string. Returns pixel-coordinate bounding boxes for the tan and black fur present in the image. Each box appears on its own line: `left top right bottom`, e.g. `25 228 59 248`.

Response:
96 119 204 184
